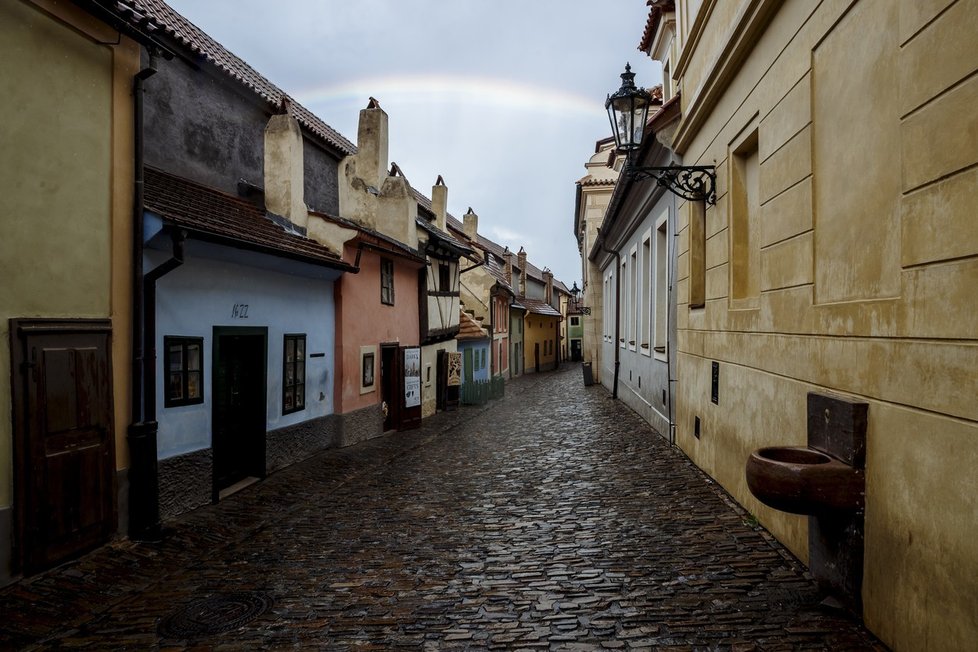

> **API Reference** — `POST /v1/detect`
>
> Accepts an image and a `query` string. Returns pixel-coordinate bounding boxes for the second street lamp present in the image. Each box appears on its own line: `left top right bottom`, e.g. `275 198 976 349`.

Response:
606 63 717 205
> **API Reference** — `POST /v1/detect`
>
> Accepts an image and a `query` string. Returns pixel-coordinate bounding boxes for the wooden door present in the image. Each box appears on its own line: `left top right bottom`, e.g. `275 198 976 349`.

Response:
212 328 267 496
380 344 399 431
11 320 116 574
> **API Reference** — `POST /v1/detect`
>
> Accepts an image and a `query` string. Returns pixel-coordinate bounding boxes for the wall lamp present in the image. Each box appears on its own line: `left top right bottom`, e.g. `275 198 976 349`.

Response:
607 63 716 205
570 282 591 315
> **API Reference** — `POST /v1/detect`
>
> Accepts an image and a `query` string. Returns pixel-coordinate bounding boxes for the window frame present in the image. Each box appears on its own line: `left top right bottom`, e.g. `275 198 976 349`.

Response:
282 333 306 415
380 257 395 305
164 336 204 408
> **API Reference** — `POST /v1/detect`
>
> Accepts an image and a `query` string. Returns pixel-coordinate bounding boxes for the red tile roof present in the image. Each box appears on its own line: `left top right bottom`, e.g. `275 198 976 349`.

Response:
127 0 355 155
457 310 489 341
519 297 561 318
144 167 353 270
638 1 676 53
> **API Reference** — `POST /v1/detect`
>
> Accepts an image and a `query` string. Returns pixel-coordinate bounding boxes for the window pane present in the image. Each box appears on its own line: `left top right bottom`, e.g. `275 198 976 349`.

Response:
286 364 294 385
296 362 304 383
295 387 304 408
186 343 201 371
187 371 201 399
284 387 294 410
296 338 304 359
286 339 294 363
168 345 183 372
168 372 183 400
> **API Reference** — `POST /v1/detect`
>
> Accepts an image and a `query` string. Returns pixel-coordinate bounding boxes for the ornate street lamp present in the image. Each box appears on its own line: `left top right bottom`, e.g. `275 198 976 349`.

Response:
570 282 591 315
606 64 716 205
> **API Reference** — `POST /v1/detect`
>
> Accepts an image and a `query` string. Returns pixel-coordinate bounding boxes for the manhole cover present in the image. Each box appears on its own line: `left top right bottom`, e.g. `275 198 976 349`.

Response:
158 591 273 639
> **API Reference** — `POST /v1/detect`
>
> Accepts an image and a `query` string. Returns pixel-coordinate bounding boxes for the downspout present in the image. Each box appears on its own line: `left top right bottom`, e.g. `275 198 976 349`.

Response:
143 230 186 422
127 49 161 542
596 228 621 400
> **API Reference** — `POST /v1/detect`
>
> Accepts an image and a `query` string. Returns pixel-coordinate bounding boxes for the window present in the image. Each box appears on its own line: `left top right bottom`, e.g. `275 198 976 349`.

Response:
438 262 451 292
165 336 203 407
689 200 706 309
620 259 627 348
641 236 652 351
283 334 306 414
381 258 394 305
655 215 669 354
570 316 580 326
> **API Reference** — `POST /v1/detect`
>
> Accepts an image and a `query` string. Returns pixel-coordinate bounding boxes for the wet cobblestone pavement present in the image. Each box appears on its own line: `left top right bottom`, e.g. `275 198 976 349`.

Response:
0 365 885 650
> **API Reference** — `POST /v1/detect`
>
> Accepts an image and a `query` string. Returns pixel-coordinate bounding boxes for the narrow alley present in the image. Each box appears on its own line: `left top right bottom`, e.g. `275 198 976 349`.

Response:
0 366 882 650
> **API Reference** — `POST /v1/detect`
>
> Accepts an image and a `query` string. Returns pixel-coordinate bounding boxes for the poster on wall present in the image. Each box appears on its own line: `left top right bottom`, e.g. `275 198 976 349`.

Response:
404 347 421 408
447 352 462 387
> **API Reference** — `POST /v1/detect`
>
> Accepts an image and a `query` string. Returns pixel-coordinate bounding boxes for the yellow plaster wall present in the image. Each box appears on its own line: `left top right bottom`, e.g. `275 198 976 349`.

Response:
523 316 558 372
0 0 136 505
672 0 978 648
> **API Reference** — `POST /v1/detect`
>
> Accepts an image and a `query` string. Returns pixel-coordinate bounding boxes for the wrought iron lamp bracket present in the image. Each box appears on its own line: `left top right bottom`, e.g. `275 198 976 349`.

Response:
624 163 717 205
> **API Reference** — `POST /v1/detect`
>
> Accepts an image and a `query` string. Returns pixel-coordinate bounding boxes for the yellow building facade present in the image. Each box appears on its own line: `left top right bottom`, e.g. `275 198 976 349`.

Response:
0 0 140 583
659 0 978 649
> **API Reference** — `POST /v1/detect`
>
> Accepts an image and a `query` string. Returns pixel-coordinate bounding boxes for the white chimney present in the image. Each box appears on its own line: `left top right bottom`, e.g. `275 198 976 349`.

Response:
432 175 448 232
463 207 478 241
357 97 388 190
264 106 307 229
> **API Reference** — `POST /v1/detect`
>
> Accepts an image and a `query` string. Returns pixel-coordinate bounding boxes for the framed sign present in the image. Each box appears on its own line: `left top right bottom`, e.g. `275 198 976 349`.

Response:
404 347 421 408
447 352 462 387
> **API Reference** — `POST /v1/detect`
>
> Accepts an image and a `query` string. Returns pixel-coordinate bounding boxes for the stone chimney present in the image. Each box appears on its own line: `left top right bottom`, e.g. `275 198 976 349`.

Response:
517 247 527 296
357 97 388 190
264 102 307 229
504 248 515 287
463 207 478 241
431 175 448 232
543 268 554 304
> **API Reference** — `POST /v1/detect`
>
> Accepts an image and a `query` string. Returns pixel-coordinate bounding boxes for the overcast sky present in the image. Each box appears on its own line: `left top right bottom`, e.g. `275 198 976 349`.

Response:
166 0 663 287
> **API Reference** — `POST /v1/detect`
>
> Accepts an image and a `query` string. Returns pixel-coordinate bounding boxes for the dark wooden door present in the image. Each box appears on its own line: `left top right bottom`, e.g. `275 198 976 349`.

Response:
212 329 266 495
11 320 116 574
380 344 399 431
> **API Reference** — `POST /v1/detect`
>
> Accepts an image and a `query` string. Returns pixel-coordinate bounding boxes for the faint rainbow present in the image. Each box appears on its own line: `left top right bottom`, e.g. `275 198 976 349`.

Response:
293 74 605 116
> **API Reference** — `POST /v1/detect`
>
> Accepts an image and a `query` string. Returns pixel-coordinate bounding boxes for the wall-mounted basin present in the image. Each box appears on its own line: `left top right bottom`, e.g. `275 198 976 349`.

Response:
746 446 864 515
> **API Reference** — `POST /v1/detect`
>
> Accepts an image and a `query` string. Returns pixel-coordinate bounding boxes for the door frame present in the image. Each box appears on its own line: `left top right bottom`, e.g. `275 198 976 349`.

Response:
9 318 116 576
211 326 267 499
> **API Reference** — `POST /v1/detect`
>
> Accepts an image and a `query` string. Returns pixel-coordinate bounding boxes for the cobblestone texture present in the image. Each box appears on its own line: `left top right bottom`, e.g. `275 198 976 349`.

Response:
0 365 885 650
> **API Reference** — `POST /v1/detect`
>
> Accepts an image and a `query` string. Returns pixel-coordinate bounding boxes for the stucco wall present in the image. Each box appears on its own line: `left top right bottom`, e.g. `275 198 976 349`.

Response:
0 0 134 512
672 1 978 649
334 248 421 415
147 245 338 459
143 55 340 214
523 315 558 373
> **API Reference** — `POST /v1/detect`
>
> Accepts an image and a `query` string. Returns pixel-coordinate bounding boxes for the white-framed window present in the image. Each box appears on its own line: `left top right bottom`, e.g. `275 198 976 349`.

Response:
655 211 669 357
641 233 652 355
359 345 377 394
630 247 638 351
620 259 627 348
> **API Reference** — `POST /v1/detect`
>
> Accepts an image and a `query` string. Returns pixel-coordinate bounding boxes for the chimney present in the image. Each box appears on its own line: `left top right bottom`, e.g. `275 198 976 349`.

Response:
357 97 389 190
431 175 448 232
517 247 527 296
504 248 514 286
463 207 478 241
264 104 307 229
543 268 553 304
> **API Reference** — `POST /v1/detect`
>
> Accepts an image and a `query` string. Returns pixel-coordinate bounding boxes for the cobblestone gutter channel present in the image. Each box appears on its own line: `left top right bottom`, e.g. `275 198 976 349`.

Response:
0 365 884 650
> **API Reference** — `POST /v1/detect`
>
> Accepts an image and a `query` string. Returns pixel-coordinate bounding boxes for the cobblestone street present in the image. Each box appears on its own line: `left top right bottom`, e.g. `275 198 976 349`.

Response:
0 365 884 650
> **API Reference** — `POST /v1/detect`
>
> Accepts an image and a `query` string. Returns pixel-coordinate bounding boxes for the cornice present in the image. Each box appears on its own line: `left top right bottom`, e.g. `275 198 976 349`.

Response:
673 0 782 154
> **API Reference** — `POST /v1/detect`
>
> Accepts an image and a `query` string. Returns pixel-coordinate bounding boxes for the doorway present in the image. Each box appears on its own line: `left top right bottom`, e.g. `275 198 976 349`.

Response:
380 344 399 431
571 339 582 361
212 327 267 498
10 319 116 574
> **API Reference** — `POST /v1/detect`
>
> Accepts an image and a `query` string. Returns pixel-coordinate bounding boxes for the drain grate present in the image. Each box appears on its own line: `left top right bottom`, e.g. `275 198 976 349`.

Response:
158 591 273 639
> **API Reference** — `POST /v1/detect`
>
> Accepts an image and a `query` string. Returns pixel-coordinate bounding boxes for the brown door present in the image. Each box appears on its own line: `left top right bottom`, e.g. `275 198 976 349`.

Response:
380 344 399 431
212 328 267 496
11 320 116 574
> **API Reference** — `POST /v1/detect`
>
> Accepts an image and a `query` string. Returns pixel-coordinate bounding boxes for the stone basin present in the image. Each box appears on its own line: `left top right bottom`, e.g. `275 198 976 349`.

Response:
745 446 864 515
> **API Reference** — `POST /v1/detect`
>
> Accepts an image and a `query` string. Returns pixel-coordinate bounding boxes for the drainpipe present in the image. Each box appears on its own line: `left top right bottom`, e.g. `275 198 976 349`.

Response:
596 228 621 400
127 49 161 542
